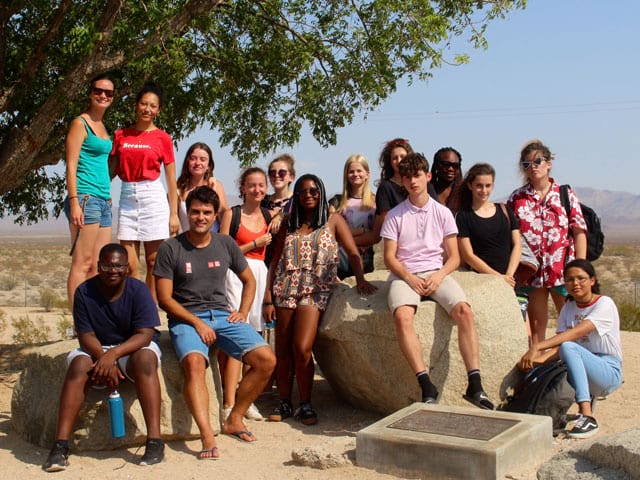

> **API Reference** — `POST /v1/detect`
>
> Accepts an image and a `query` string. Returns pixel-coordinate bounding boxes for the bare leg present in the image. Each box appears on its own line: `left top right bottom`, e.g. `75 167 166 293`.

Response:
550 289 566 315
274 307 295 400
450 302 480 371
393 305 426 374
181 354 217 452
120 240 141 279
292 305 321 403
67 224 110 305
127 349 161 439
54 356 93 440
527 287 550 345
220 352 242 409
223 345 275 441
142 240 164 302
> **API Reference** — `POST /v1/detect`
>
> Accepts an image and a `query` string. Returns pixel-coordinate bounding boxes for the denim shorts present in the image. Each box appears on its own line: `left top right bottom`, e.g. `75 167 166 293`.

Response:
519 284 569 297
169 309 268 364
64 194 112 227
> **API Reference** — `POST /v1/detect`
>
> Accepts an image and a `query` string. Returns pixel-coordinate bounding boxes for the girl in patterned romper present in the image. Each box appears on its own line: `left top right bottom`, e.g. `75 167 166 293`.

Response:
263 174 376 425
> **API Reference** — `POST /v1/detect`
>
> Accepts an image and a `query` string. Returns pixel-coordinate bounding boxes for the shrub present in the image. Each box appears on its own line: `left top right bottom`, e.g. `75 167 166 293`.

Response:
0 275 18 291
618 302 640 332
0 309 6 335
11 315 51 344
56 314 75 340
39 288 59 312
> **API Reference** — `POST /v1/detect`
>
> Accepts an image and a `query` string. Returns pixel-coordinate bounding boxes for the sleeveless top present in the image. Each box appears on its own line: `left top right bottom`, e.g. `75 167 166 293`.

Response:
75 117 112 200
235 221 269 261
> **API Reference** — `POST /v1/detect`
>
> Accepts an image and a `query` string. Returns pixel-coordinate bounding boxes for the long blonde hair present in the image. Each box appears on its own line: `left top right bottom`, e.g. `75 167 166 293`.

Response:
336 154 375 213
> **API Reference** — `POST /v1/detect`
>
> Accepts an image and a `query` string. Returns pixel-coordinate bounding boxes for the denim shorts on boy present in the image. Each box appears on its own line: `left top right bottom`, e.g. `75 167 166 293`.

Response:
64 194 112 227
66 342 161 382
388 270 467 314
169 309 268 364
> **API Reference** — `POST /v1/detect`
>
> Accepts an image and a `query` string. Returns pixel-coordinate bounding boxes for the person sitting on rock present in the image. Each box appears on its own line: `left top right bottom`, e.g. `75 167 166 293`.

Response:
154 186 276 458
380 152 494 410
44 243 164 472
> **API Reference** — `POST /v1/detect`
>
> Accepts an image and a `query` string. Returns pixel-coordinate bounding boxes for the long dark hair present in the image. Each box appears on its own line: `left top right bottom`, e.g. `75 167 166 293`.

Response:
288 174 329 233
431 147 463 212
459 163 496 211
177 142 215 192
564 259 601 302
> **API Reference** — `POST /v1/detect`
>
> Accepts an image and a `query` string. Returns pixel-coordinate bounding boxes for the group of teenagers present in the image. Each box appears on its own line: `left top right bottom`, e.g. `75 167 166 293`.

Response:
44 75 623 471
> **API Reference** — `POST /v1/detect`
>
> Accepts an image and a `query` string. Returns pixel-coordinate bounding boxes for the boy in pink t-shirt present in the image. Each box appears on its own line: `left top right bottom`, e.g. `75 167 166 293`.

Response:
380 153 494 410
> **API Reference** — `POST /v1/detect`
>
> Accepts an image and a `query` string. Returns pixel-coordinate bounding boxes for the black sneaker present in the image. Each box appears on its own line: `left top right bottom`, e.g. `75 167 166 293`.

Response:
268 399 293 422
294 402 318 426
567 415 599 439
140 438 165 466
43 441 69 472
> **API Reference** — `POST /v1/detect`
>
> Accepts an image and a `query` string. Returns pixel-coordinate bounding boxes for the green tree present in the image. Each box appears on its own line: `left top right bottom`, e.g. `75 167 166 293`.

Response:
0 0 525 223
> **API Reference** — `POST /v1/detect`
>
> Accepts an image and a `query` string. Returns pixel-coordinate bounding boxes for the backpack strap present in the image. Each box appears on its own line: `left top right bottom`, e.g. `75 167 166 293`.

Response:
229 205 272 239
499 203 511 228
560 184 571 221
229 205 242 239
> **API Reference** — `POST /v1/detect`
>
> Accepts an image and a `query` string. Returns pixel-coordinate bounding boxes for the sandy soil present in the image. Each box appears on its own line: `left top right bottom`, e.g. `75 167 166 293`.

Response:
0 327 638 480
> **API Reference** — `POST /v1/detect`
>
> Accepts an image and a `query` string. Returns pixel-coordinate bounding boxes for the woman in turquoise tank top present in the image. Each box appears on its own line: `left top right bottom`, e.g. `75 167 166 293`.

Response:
64 74 115 306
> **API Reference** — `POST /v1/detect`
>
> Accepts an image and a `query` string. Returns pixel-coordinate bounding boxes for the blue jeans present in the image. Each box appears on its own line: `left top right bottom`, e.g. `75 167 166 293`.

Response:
559 341 622 403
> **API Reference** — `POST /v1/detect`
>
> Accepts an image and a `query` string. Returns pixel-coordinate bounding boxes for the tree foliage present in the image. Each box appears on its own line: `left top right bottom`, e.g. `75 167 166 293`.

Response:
0 0 526 223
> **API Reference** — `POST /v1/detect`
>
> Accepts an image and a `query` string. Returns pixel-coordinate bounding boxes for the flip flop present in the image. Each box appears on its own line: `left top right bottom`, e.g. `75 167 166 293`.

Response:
198 447 219 460
463 391 495 410
226 430 256 443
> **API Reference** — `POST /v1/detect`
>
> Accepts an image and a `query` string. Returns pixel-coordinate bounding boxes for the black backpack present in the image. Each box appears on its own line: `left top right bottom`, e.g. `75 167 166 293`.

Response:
229 205 272 239
560 184 604 261
503 360 575 431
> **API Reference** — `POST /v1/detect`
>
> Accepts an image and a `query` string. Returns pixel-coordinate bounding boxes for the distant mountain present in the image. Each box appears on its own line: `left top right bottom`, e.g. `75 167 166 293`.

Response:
573 187 640 241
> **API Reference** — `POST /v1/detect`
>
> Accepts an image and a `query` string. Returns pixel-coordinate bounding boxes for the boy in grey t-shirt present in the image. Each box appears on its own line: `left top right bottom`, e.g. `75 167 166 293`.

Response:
155 186 275 458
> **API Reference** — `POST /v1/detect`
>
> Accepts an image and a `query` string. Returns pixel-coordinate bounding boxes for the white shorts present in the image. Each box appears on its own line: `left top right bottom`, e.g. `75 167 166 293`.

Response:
225 258 268 332
66 342 161 382
118 178 170 241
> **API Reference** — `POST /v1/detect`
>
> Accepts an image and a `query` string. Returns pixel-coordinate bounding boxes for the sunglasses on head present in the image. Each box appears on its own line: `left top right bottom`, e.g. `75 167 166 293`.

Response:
91 87 115 98
269 169 288 178
386 138 410 149
297 188 320 198
439 160 461 170
521 157 547 170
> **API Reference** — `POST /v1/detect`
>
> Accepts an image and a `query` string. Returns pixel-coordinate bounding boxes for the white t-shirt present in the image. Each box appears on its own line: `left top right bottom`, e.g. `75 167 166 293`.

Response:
557 295 623 360
380 197 458 273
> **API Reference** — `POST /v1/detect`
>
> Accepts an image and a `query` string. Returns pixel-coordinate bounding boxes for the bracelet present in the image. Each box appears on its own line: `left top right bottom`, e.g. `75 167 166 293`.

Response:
253 240 257 249
68 195 78 200
263 301 273 306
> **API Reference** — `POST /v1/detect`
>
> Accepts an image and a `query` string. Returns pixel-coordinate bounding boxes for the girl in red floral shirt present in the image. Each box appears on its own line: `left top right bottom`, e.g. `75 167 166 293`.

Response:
507 140 587 346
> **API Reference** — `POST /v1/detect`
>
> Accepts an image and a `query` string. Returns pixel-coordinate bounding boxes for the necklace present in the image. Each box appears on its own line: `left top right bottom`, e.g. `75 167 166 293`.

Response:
576 294 595 307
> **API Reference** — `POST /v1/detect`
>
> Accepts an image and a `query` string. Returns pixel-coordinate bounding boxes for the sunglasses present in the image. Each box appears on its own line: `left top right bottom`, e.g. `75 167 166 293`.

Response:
520 157 547 170
98 262 129 273
439 160 461 170
269 169 288 178
297 188 320 198
91 87 115 98
387 138 410 149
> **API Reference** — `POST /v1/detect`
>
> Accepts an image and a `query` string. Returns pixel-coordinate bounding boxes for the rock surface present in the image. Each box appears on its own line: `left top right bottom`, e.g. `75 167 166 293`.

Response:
538 428 640 480
315 270 528 414
11 332 222 450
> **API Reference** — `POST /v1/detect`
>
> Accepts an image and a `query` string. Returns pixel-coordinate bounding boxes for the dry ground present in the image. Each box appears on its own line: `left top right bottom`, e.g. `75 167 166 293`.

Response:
0 237 638 479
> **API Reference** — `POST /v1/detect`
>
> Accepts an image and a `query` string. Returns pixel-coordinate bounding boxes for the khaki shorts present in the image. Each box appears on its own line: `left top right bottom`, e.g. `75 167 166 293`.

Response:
388 271 467 314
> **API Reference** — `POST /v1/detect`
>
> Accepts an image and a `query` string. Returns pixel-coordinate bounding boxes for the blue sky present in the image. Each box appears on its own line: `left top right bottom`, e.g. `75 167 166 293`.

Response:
6 0 639 234
173 0 639 201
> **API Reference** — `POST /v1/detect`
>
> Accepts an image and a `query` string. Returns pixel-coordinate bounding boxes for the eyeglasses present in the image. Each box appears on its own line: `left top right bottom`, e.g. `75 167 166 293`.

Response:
520 157 547 170
98 262 129 273
91 87 115 98
564 276 590 284
297 188 320 198
439 160 461 170
269 169 288 178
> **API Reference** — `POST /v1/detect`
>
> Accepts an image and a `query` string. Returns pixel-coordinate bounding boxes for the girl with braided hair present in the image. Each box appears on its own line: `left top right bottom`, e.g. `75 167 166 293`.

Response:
431 147 464 214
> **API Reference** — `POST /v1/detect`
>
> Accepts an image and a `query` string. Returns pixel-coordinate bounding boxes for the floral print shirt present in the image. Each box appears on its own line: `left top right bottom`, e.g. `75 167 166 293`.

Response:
507 179 587 288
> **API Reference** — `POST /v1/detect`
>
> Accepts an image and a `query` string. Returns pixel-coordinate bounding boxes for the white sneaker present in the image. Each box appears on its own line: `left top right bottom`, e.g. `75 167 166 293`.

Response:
244 403 264 421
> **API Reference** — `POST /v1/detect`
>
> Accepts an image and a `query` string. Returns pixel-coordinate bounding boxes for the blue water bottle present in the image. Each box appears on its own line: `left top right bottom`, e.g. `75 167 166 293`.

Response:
108 390 125 438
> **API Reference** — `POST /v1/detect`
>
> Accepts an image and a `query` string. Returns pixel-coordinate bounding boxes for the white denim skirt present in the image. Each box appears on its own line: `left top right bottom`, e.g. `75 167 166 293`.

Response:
118 178 169 241
225 258 268 332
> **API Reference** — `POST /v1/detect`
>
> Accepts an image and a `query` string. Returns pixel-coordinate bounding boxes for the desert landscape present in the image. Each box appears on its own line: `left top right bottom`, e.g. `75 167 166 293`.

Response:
1 236 639 479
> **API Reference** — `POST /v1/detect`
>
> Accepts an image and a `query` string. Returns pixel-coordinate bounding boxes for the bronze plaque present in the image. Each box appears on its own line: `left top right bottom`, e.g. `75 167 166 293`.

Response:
388 410 519 441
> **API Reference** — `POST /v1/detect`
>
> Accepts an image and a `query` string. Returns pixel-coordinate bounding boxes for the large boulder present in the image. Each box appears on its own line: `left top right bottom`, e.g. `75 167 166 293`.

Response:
11 332 222 450
314 270 528 414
